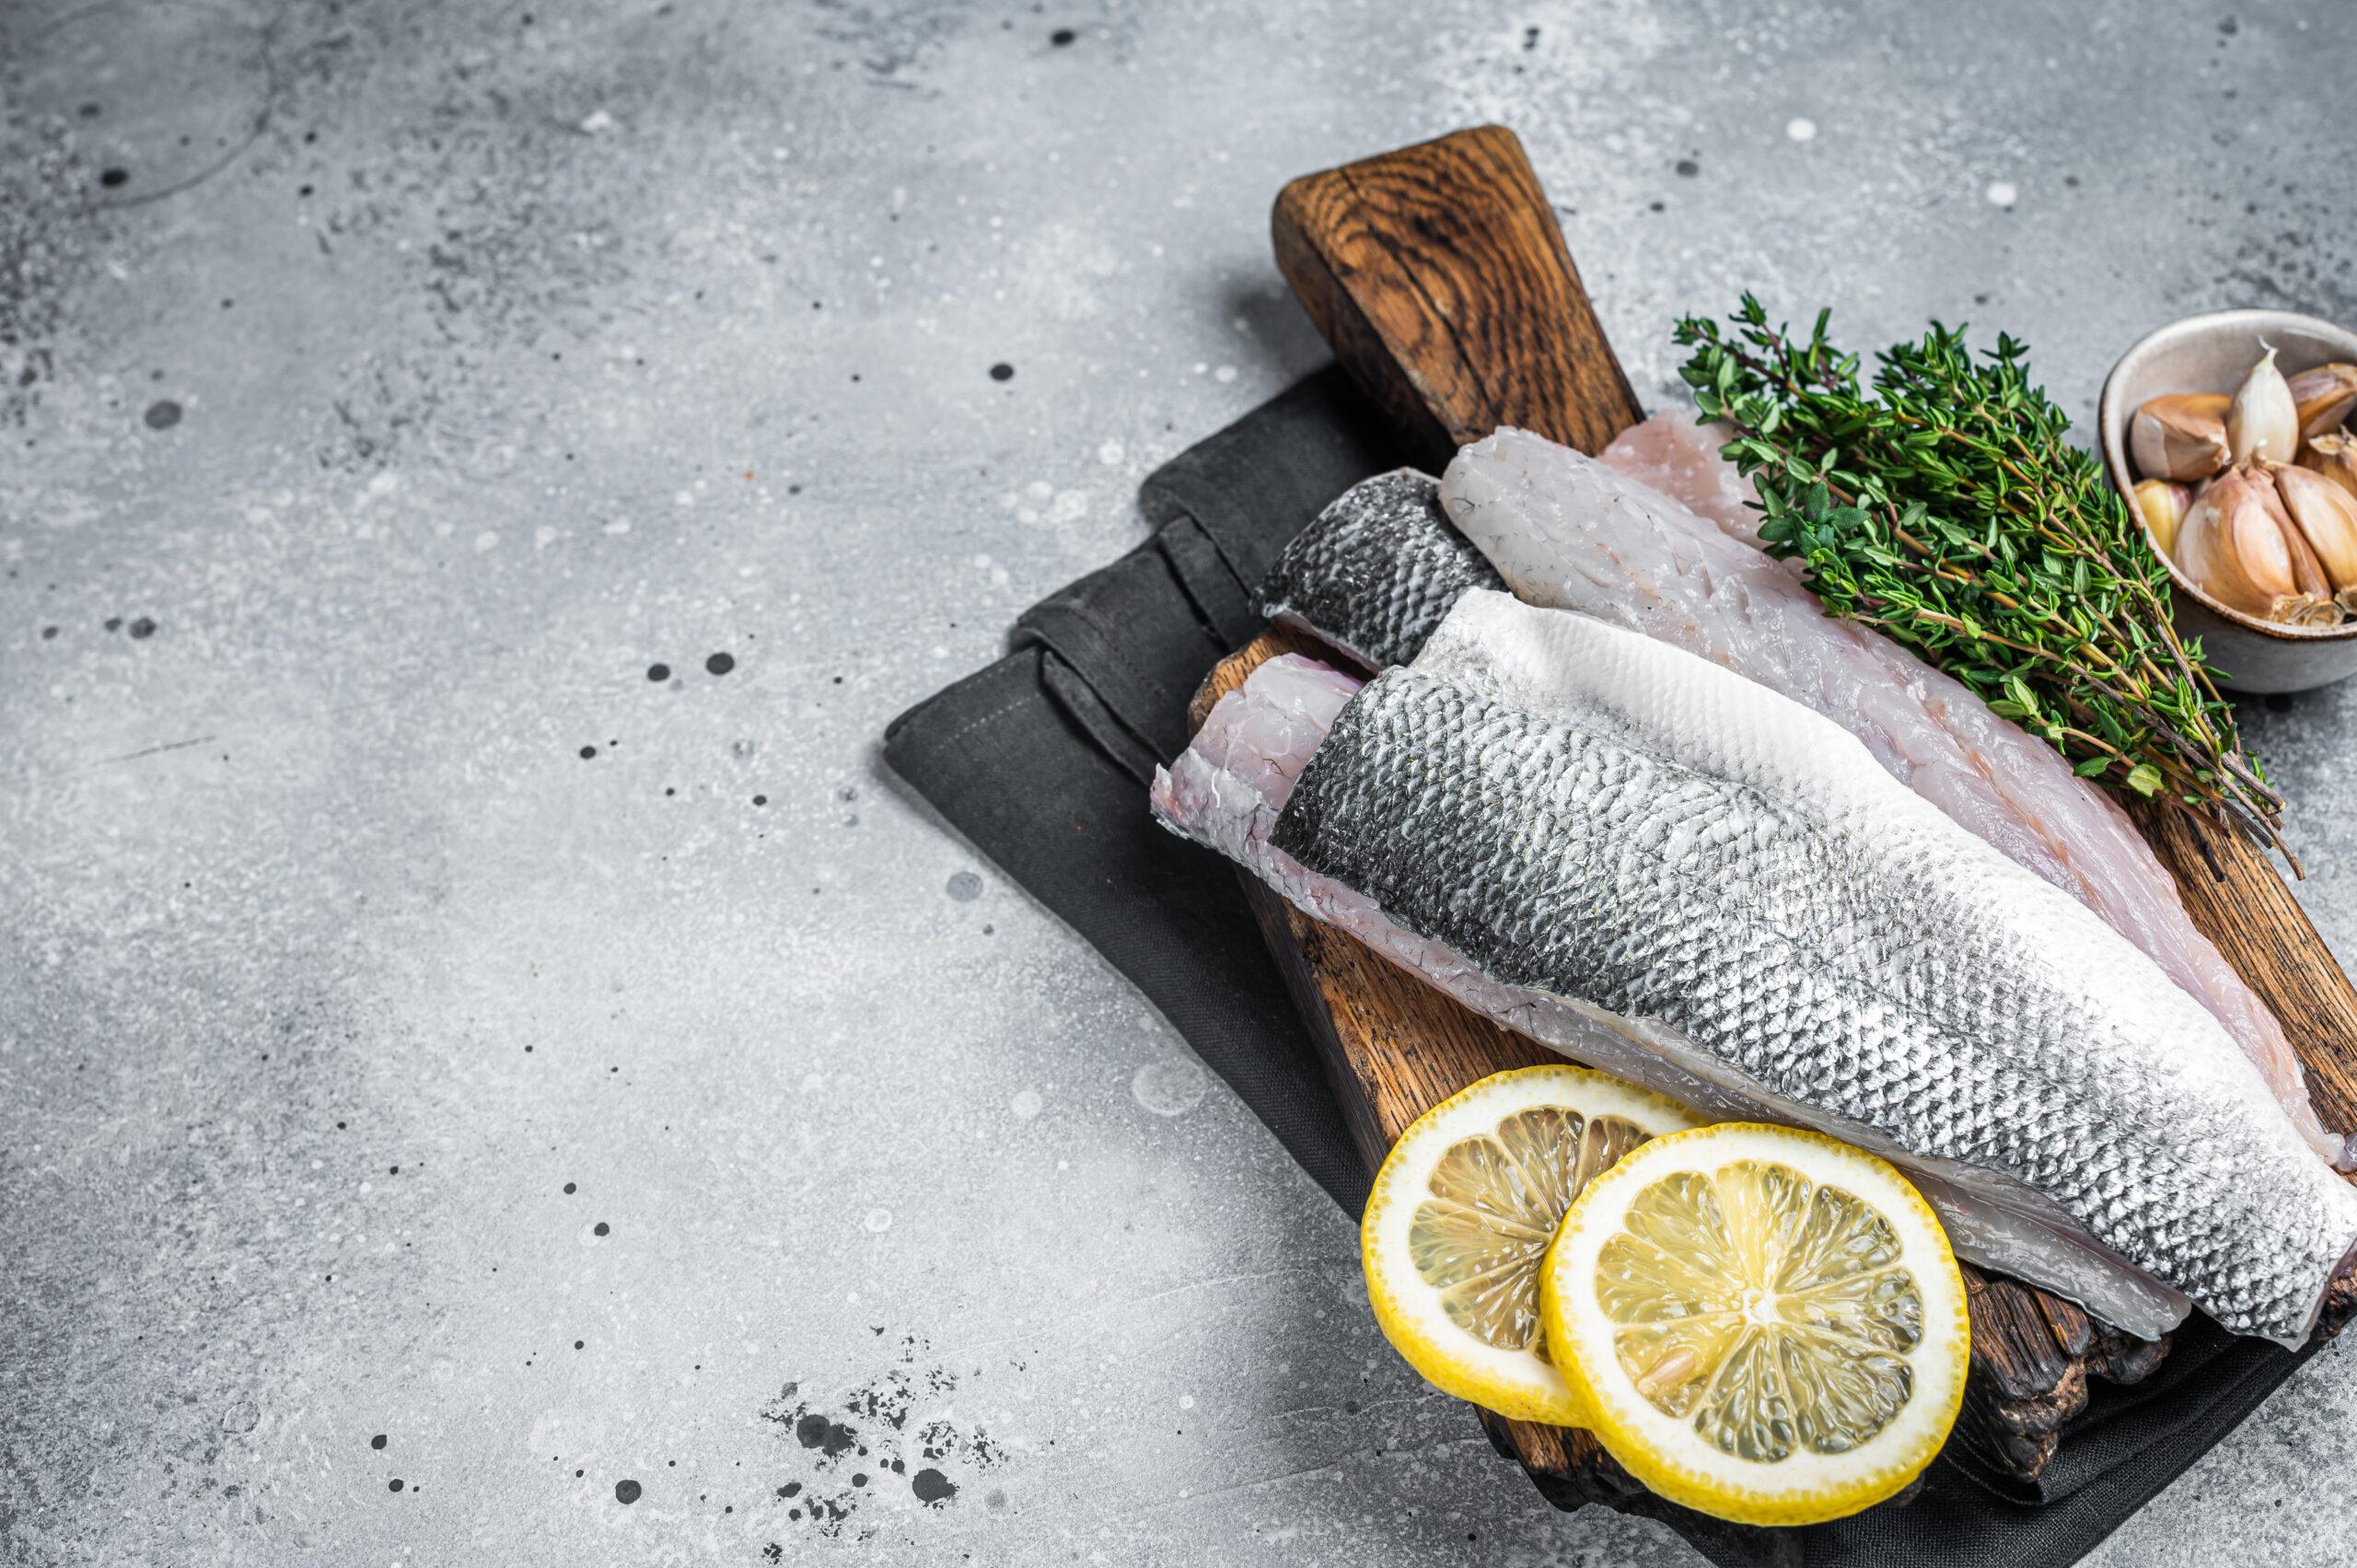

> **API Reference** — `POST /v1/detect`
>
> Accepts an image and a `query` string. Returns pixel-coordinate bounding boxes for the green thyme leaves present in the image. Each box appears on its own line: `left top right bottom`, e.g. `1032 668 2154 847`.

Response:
1674 296 2283 857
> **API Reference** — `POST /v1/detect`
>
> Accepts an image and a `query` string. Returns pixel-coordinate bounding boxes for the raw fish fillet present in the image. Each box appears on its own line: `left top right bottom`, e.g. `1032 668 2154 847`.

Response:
1154 623 2357 1343
1153 655 2190 1339
1258 470 1503 669
1600 410 1765 543
1441 426 2346 1168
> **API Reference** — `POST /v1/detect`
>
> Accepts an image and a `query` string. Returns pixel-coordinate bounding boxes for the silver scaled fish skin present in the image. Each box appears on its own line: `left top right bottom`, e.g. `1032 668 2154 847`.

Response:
1257 469 1503 669
1265 660 2357 1347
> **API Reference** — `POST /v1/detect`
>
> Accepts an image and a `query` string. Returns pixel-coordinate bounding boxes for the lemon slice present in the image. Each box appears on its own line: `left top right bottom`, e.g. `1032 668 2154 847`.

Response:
1362 1065 1704 1425
1540 1123 1968 1526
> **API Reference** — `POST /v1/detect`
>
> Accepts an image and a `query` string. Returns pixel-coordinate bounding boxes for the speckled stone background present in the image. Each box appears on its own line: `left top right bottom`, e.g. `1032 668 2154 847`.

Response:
5 2 2355 1563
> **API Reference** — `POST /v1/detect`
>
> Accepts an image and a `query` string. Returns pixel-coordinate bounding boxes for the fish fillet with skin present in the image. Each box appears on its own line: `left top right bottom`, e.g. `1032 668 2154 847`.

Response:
1259 470 1502 669
1153 615 2357 1344
1153 654 2191 1341
1439 424 2345 1168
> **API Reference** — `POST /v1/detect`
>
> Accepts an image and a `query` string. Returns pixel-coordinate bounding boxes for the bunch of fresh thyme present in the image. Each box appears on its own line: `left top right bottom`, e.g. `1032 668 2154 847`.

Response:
1673 296 2286 859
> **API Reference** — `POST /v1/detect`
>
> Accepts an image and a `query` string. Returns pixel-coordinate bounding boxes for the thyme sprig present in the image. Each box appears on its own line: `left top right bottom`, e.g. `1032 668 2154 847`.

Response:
1672 296 2287 862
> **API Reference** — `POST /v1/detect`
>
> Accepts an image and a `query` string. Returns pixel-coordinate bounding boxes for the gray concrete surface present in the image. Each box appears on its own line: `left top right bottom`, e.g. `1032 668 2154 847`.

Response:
5 1 2355 1563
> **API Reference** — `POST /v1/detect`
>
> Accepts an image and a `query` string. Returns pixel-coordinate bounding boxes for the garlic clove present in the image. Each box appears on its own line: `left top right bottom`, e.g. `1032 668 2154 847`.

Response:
2227 344 2301 466
2131 392 2231 482
2300 430 2357 502
2258 462 2335 602
2287 362 2357 440
2133 478 2191 556
2176 469 2296 615
2270 460 2357 590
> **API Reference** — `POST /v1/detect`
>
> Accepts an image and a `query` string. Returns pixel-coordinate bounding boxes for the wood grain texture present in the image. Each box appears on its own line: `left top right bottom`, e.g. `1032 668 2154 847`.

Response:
2127 795 2357 1134
1272 124 1643 456
1239 123 2310 1507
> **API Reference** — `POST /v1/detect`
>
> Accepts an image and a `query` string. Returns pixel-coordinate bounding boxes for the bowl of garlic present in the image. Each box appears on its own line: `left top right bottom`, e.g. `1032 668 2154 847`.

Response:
2100 308 2357 691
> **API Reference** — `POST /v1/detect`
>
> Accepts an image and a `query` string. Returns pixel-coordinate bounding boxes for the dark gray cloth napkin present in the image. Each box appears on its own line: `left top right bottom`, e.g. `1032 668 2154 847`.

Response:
882 366 2329 1568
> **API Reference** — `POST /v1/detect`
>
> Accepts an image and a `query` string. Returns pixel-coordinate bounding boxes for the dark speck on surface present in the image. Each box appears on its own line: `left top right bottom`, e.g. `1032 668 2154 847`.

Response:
752 795 768 806
615 1479 642 1504
1676 158 1699 176
99 168 129 188
563 1181 576 1193
127 617 156 638
580 745 598 760
389 1479 404 1493
594 1221 610 1236
1051 27 1075 45
143 401 180 430
946 871 982 901
41 626 57 639
371 1434 388 1449
103 617 122 633
911 1468 957 1504
706 652 735 675
989 362 1014 381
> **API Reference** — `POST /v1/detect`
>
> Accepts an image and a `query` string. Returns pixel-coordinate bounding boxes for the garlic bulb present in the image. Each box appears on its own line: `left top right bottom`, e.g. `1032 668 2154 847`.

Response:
2174 465 2339 623
2131 392 2230 482
2271 461 2357 594
2133 478 2191 556
2287 362 2357 441
2300 430 2357 502
2226 345 2300 467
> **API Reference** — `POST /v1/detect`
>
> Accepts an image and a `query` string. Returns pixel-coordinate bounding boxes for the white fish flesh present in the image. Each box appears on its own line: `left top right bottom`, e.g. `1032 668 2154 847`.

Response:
1154 610 2357 1343
1600 410 1765 543
1441 425 2348 1169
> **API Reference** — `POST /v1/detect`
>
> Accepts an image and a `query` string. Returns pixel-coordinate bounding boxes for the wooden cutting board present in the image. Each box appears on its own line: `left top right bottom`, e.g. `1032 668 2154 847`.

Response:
1208 124 2357 1505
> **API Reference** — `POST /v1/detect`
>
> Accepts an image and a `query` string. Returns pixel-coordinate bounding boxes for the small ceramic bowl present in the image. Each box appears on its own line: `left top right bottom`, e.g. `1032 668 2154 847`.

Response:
2098 308 2357 693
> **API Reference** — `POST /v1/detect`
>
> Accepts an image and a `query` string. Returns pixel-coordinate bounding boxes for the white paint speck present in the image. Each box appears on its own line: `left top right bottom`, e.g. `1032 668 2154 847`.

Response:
674 490 695 506
1986 181 2018 207
1011 1088 1042 1119
603 520 631 535
474 530 499 552
972 552 992 568
534 526 558 548
930 645 947 658
1786 117 1817 142
1213 365 1237 383
863 1208 892 1233
580 110 614 134
1132 1059 1209 1117
1016 507 1039 525
1045 490 1088 525
434 521 455 538
1097 439 1124 466
1027 480 1054 500
1178 1394 1195 1410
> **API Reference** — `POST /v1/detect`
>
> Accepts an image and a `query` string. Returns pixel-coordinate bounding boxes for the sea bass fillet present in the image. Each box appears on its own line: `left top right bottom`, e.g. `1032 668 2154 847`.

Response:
1259 470 1502 669
1153 608 2357 1344
1156 649 2193 1338
1423 425 2340 1167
